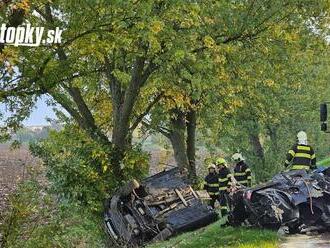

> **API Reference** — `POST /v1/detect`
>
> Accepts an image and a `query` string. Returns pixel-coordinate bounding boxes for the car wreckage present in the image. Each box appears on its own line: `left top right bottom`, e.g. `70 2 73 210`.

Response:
228 167 330 233
104 168 218 247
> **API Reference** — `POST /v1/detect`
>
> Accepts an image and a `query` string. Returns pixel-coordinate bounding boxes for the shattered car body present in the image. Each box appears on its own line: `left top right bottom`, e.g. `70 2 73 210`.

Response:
228 167 330 233
104 168 218 247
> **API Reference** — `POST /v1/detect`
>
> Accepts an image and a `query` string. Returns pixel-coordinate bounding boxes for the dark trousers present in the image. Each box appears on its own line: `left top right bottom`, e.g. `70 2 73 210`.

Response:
209 195 220 208
219 191 229 216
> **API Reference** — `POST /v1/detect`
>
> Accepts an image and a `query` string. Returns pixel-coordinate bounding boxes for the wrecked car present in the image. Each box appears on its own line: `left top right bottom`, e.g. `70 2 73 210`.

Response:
228 167 330 233
104 168 218 247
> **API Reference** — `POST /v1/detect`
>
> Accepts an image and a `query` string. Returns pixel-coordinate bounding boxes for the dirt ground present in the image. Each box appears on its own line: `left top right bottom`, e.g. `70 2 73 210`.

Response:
0 144 39 221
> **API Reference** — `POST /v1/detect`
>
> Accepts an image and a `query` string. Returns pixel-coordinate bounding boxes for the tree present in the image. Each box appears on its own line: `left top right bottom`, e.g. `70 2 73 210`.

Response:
204 29 330 181
1 0 329 183
0 1 209 180
143 0 330 179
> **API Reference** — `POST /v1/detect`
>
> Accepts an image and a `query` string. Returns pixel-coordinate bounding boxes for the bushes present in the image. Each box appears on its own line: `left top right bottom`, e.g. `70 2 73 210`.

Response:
30 124 149 212
0 176 107 248
0 124 150 247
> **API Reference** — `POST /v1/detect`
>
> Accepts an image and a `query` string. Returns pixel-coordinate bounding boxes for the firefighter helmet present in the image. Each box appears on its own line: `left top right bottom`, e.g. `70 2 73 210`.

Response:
232 153 244 162
297 131 307 144
216 157 227 167
207 164 216 170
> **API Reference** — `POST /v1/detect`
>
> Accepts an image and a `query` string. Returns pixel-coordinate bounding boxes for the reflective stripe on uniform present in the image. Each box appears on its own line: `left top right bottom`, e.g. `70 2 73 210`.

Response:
219 177 228 182
245 168 251 172
285 160 290 164
207 183 219 187
234 172 246 176
208 192 219 195
311 154 316 159
288 150 295 157
291 165 310 170
219 186 228 191
220 205 228 210
247 176 252 180
295 153 311 159
297 145 311 151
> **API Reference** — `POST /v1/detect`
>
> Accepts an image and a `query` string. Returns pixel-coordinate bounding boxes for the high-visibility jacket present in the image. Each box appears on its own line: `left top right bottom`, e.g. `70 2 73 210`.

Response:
218 167 232 191
284 144 316 171
233 161 252 187
204 172 219 196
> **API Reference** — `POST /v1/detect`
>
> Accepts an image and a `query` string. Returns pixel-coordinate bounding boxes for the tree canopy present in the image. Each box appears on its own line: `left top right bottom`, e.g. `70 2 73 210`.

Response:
1 0 330 184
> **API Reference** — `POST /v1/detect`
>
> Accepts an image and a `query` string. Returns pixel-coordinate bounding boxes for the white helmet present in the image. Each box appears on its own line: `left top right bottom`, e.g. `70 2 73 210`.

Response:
232 153 244 162
207 164 216 170
297 131 307 145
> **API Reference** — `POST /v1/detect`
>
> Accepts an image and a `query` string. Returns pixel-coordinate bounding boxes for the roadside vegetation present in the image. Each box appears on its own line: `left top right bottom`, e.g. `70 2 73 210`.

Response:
0 166 107 248
318 157 330 167
148 220 279 248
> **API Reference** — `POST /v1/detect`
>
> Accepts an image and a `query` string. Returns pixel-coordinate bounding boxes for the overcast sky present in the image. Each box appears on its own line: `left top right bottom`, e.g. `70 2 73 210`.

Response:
1 96 56 126
24 97 57 126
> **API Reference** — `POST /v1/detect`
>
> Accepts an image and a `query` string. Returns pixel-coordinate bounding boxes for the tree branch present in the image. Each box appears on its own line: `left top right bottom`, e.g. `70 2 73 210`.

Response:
130 91 164 131
41 3 111 146
141 120 171 138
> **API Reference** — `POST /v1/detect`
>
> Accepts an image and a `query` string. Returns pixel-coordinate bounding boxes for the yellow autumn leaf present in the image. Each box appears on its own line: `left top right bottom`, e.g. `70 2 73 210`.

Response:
150 20 164 34
203 35 215 48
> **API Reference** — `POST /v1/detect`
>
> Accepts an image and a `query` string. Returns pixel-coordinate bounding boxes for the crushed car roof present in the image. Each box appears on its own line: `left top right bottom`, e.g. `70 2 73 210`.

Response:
228 167 330 234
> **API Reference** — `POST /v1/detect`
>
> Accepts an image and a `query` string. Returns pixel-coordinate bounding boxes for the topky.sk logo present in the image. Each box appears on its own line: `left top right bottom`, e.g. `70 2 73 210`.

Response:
0 23 63 47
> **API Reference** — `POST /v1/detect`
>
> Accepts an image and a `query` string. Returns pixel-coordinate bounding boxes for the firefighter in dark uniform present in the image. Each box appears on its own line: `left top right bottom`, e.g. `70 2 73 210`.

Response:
204 163 219 208
284 131 316 171
231 153 252 187
215 157 232 217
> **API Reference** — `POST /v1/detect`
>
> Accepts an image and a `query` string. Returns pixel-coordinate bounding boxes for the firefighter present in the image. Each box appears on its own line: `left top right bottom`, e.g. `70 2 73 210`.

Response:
284 131 316 171
204 163 219 208
231 153 252 187
215 157 232 216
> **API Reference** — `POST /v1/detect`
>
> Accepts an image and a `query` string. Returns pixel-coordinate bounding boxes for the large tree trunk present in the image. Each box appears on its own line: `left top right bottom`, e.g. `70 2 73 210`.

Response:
41 3 121 178
107 57 147 180
169 109 189 169
111 110 131 181
186 108 197 180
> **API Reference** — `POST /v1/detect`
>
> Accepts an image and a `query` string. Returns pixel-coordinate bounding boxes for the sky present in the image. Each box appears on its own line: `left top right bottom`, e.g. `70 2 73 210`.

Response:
1 96 57 126
24 97 57 126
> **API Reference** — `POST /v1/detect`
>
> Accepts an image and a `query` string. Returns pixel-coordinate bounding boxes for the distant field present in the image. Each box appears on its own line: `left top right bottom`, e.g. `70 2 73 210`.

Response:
0 144 38 185
0 144 40 219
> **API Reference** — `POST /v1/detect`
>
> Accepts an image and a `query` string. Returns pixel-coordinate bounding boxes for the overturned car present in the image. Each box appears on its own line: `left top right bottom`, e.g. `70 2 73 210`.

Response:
228 167 330 233
104 168 218 247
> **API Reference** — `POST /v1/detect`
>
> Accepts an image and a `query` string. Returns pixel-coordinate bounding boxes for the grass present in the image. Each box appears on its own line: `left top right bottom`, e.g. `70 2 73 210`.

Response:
317 157 330 167
147 219 279 248
0 179 106 248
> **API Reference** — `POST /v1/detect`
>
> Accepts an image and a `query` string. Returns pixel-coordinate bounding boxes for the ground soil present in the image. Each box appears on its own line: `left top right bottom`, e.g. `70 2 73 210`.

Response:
0 144 39 243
